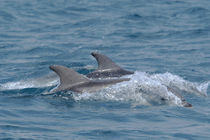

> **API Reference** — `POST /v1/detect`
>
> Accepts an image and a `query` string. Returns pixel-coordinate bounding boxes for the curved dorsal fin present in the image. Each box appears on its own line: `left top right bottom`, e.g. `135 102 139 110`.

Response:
49 65 89 90
91 52 121 70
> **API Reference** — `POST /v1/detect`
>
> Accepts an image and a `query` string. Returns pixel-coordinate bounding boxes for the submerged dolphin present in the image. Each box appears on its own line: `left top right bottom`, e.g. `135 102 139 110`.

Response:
87 52 134 78
49 65 130 93
87 52 192 107
166 87 192 107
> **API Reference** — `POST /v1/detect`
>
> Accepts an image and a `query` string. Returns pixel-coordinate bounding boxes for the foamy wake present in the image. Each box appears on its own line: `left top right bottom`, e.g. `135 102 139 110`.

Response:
0 71 209 107
0 74 59 91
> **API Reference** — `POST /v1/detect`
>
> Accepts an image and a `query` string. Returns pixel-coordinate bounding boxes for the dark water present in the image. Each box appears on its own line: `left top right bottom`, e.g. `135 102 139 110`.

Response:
0 0 210 139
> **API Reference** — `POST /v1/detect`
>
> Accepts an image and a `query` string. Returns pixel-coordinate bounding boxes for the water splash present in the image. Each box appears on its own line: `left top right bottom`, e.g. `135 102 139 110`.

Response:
150 72 209 96
72 72 209 107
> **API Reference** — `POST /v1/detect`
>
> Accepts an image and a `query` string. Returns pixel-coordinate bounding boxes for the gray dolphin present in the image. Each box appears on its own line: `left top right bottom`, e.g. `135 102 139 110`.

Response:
49 65 130 93
87 52 134 78
166 87 192 107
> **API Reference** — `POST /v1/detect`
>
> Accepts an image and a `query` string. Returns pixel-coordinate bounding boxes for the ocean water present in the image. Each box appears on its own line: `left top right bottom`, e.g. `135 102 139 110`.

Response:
0 0 210 139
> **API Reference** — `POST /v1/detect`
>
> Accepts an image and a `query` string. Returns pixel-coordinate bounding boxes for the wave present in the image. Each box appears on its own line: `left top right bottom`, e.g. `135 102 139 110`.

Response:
0 71 209 107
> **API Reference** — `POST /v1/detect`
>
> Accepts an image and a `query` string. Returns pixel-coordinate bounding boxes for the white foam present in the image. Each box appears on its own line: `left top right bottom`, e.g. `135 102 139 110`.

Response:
0 74 59 91
72 72 197 107
150 72 209 96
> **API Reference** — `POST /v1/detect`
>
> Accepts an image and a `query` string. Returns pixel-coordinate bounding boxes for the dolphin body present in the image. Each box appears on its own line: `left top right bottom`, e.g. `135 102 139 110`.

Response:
87 52 134 78
49 65 130 93
87 52 192 107
166 87 192 107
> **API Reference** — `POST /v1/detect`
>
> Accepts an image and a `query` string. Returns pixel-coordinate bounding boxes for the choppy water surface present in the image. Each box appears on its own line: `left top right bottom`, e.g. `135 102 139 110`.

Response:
0 0 210 139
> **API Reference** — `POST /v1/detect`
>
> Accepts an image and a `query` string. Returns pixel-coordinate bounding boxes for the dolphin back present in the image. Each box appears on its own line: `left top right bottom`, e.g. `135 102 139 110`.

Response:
87 52 134 78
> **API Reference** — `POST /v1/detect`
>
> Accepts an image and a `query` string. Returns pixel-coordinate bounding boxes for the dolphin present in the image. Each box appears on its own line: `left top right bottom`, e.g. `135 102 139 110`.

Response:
49 65 130 93
166 87 192 107
87 52 134 78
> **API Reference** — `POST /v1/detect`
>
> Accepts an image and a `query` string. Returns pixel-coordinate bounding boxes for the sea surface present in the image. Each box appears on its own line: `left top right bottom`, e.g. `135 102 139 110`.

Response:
0 0 210 139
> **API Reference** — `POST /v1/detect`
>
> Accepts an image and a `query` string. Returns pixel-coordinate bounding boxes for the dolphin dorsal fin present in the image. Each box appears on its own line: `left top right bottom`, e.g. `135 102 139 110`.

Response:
50 65 89 89
91 52 121 71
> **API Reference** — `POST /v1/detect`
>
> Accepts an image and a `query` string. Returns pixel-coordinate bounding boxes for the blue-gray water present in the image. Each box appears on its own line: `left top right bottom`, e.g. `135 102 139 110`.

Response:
0 0 210 139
